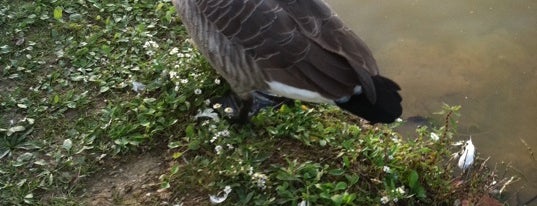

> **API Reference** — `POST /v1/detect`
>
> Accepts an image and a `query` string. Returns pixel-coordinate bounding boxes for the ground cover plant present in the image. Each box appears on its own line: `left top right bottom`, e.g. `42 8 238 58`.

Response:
0 0 518 205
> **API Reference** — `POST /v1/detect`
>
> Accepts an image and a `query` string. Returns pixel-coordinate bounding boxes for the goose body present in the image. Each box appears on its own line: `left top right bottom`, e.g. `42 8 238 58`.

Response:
172 0 402 123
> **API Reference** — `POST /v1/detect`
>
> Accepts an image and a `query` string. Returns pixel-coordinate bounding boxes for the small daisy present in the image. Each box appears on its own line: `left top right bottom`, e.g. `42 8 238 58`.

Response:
380 196 390 204
169 47 179 55
194 89 202 95
395 186 405 195
219 130 230 137
169 71 178 79
251 173 268 190
215 145 223 155
224 107 233 114
383 166 391 173
213 103 222 109
143 41 151 48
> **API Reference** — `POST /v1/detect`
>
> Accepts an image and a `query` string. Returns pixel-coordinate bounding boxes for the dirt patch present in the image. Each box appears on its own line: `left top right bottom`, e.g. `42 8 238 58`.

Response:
82 152 173 206
0 78 16 94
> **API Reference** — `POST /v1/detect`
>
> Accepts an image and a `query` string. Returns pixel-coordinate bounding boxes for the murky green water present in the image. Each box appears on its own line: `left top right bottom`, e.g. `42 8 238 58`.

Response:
325 0 537 203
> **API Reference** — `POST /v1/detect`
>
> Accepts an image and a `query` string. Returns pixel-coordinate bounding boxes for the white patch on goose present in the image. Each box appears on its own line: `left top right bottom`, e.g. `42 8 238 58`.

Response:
266 81 333 104
336 85 362 103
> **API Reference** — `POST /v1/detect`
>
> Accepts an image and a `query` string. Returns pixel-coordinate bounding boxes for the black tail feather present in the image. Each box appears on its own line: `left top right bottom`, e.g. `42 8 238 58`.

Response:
336 75 402 124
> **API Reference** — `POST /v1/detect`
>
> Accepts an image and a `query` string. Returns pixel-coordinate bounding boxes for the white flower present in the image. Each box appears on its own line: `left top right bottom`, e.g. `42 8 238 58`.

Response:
213 103 222 109
393 197 398 203
219 130 230 137
383 166 391 173
209 186 232 204
215 145 223 155
224 107 233 114
194 89 202 95
180 79 189 84
169 71 178 79
226 144 234 150
146 50 155 56
214 78 221 85
251 172 268 190
144 40 158 49
151 41 159 48
132 81 146 93
396 186 405 195
430 132 440 141
210 135 218 143
380 196 390 204
458 138 475 171
143 41 151 48
169 47 179 55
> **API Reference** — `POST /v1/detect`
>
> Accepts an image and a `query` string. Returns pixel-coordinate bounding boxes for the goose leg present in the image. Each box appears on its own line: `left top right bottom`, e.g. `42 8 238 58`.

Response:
211 91 293 123
236 96 253 124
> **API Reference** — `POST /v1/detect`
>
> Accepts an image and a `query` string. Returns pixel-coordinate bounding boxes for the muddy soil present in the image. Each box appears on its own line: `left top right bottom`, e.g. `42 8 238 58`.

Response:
82 152 174 206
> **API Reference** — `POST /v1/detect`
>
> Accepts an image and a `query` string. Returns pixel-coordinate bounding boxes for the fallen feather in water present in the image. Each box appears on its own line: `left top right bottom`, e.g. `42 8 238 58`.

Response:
458 138 475 171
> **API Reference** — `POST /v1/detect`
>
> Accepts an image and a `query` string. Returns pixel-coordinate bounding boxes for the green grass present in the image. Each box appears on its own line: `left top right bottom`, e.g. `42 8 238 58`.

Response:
0 0 514 205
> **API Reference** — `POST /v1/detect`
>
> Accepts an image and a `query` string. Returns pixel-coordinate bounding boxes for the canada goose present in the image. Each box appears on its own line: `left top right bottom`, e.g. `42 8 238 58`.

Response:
172 0 402 124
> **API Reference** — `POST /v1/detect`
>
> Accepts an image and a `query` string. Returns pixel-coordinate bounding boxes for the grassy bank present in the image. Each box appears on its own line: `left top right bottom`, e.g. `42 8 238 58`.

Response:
0 0 514 205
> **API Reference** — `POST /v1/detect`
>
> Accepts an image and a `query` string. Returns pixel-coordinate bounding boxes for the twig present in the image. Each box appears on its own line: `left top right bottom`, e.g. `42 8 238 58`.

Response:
440 110 453 145
479 156 490 171
499 176 516 195
523 194 537 206
520 138 535 162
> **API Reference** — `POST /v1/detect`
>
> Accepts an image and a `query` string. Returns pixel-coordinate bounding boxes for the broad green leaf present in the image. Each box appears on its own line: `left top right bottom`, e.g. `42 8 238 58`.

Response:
53 7 63 20
330 194 343 205
7 126 25 136
329 168 345 176
416 186 427 198
335 182 347 190
185 124 195 138
170 164 179 175
172 152 183 159
408 170 419 189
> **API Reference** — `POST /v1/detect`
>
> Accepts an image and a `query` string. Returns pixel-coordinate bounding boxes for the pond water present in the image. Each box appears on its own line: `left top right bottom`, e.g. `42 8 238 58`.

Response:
325 0 537 203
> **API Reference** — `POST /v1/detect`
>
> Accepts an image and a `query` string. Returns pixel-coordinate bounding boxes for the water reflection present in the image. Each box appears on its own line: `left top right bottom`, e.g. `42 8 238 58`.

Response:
325 0 537 203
